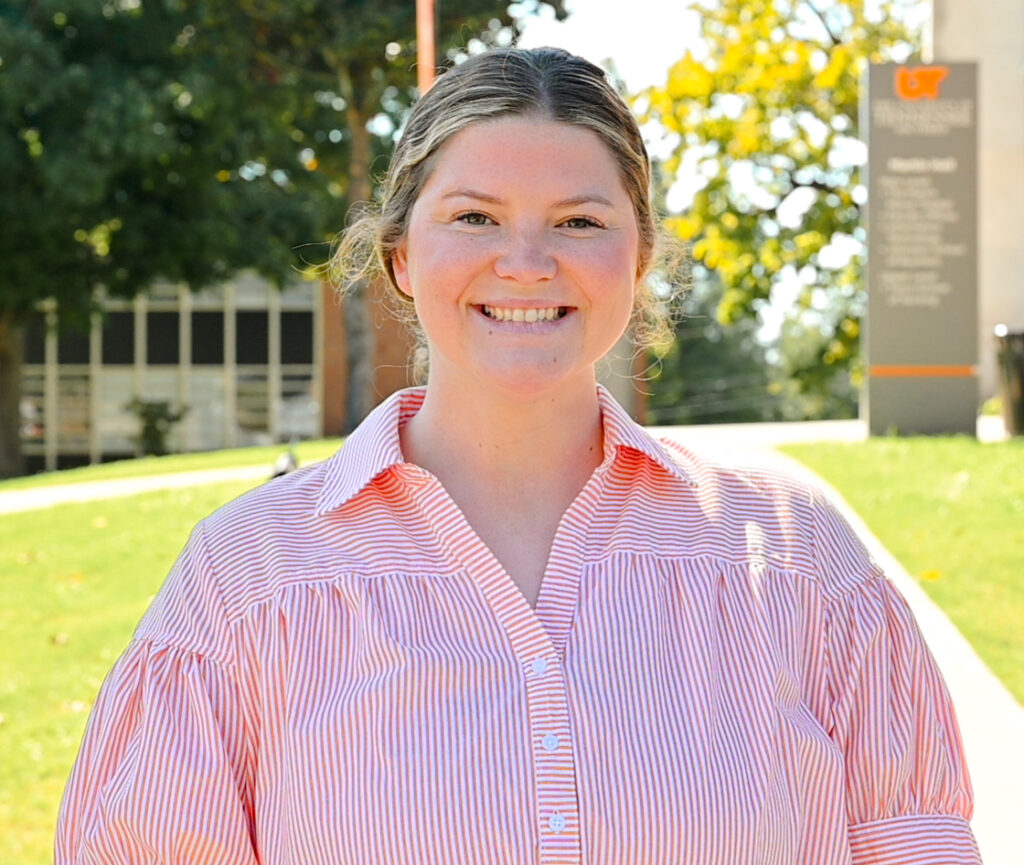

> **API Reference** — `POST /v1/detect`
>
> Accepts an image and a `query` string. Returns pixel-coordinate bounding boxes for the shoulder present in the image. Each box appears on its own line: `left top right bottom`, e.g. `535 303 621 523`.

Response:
652 437 883 596
182 458 340 618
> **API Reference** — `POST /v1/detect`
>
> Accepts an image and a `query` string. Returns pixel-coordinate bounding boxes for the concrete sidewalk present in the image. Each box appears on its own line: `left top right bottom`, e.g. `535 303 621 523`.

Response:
0 464 270 516
3 416 1019 860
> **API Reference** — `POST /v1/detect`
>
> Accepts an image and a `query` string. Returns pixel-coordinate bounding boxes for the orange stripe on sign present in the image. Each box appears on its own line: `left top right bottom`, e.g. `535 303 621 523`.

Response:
870 365 977 378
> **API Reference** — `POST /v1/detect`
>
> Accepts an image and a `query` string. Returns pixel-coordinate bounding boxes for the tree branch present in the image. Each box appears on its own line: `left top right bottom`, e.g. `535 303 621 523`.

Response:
804 1 842 47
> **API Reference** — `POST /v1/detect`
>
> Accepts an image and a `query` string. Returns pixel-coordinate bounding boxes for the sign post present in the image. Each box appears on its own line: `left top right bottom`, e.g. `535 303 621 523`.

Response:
864 63 978 435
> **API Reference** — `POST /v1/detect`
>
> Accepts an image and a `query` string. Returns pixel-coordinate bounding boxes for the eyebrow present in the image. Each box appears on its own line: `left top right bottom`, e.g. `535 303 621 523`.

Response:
441 188 616 208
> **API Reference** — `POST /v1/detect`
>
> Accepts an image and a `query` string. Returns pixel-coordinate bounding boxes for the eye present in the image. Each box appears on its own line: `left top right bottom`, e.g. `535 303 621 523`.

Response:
560 216 604 230
455 211 493 226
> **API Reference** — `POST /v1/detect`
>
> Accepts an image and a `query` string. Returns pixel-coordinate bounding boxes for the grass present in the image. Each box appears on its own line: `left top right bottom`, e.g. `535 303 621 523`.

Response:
781 436 1024 705
2 436 1022 864
0 477 268 865
0 439 343 492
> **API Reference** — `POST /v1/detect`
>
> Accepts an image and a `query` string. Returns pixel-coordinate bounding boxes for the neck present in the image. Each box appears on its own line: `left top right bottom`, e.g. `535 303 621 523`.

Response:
400 378 605 494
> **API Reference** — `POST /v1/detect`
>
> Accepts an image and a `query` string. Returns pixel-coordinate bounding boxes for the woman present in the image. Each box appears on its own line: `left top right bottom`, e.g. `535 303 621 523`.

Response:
57 47 981 864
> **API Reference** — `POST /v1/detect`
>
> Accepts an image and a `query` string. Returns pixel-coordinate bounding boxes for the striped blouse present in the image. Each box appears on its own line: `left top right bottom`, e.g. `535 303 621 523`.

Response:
57 386 980 865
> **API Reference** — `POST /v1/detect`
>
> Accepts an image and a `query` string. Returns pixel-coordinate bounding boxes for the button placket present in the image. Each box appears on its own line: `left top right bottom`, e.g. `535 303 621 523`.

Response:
523 657 581 862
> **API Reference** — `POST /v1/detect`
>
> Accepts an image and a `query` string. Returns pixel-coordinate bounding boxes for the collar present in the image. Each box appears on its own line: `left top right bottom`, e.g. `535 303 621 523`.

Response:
315 386 695 516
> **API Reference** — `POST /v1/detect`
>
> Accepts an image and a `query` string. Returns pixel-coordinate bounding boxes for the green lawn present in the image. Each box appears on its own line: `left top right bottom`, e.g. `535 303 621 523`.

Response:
2 436 1022 864
0 477 267 865
0 438 343 492
781 436 1024 706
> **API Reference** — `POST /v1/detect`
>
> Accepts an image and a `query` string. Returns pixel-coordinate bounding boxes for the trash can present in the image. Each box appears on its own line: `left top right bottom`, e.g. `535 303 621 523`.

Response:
994 324 1024 435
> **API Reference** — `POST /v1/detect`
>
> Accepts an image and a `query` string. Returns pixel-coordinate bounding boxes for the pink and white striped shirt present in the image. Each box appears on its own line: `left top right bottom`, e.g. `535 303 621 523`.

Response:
57 386 980 864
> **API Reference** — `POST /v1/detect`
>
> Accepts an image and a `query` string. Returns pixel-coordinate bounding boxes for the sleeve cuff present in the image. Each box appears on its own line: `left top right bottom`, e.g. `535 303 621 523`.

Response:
849 814 981 865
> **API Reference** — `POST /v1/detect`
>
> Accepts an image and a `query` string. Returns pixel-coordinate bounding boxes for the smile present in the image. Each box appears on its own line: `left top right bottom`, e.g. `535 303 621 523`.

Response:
481 305 569 323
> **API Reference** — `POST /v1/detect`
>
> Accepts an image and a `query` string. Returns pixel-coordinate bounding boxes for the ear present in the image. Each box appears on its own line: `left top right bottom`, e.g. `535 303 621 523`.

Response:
392 239 413 298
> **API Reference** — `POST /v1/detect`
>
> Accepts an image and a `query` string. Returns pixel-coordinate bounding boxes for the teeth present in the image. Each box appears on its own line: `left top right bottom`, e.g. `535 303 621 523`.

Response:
483 305 565 322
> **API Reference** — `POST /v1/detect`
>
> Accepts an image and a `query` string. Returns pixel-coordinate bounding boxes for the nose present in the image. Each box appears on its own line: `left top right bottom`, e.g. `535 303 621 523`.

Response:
494 226 557 283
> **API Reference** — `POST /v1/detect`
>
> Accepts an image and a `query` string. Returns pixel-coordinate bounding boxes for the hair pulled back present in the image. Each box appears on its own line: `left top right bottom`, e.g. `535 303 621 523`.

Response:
331 46 676 349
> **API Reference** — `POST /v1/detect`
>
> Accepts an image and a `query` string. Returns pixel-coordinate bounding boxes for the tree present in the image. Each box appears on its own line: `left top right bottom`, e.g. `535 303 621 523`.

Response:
232 0 568 429
644 277 780 425
0 0 331 477
639 0 922 416
0 0 566 476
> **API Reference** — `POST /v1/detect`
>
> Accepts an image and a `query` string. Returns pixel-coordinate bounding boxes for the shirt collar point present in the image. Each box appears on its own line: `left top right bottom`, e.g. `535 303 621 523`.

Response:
595 386 698 487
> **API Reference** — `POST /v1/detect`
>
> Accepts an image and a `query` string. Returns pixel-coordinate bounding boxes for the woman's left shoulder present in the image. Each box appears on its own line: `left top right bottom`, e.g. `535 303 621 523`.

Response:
657 437 883 593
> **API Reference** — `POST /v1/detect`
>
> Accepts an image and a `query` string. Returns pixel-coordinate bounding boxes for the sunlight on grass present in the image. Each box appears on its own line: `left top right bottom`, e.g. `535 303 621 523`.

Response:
782 437 1024 705
0 479 261 865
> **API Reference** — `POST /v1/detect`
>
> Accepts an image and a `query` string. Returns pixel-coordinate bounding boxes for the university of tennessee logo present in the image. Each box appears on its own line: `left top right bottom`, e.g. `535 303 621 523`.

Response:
895 66 950 100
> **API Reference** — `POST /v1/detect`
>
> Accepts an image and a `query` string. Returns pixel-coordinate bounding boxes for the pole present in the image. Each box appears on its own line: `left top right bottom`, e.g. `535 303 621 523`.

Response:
416 0 436 92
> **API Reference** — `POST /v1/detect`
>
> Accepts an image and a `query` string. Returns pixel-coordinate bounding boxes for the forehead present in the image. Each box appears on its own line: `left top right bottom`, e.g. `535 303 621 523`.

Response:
418 116 628 199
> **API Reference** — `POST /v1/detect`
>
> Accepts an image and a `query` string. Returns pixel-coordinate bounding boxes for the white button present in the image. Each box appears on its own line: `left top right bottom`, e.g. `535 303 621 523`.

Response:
542 733 560 751
548 812 567 832
531 658 548 675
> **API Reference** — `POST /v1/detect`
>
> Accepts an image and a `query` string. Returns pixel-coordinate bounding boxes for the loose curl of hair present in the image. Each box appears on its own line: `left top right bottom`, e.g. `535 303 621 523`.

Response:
330 46 684 354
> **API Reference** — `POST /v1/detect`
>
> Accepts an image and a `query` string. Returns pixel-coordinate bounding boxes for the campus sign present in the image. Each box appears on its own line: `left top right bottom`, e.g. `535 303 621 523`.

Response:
865 62 978 434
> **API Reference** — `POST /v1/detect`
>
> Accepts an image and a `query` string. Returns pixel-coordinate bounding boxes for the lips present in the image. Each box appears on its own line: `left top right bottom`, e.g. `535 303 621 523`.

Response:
481 305 569 323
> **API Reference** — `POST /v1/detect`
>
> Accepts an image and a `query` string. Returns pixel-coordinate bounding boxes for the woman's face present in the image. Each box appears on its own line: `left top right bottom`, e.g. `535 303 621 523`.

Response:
392 115 640 400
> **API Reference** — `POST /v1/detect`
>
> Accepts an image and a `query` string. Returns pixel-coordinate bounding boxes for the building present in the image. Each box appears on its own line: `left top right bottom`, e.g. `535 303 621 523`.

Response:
21 274 323 471
19 269 641 472
929 0 1024 398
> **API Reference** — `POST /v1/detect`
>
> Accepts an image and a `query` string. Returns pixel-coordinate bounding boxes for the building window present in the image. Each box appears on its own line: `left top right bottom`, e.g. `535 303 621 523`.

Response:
281 311 314 364
191 311 224 364
147 312 180 365
102 312 135 364
58 326 90 364
236 311 268 364
24 313 46 364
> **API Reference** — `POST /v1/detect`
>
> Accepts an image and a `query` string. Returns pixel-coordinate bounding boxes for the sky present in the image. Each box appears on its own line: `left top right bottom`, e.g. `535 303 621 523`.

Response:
515 0 703 91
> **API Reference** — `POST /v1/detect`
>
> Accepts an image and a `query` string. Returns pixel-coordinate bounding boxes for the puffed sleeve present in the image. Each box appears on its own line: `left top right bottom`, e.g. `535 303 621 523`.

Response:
56 524 258 864
813 491 982 864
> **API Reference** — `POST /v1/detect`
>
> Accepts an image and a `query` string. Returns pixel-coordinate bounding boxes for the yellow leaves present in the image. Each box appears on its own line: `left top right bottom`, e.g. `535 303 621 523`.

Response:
19 127 44 159
814 44 851 90
727 108 767 158
667 54 714 101
73 218 123 258
693 223 732 270
666 214 702 240
823 338 848 365
794 230 826 254
758 240 784 273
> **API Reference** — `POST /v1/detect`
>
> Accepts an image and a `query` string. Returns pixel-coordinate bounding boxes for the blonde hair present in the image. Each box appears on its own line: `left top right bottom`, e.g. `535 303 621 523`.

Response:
330 46 681 351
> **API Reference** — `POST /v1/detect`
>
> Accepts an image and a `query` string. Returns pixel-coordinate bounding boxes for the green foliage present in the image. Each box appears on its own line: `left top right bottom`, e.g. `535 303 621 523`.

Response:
0 0 568 474
0 0 330 323
641 0 924 411
125 399 187 456
645 279 779 424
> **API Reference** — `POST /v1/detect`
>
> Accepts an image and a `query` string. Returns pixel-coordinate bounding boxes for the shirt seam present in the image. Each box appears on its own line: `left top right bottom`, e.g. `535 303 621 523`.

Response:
848 812 973 830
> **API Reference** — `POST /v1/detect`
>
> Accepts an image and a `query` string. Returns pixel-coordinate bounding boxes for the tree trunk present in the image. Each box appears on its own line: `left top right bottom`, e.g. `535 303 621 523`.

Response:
339 65 378 432
343 277 374 433
0 309 26 478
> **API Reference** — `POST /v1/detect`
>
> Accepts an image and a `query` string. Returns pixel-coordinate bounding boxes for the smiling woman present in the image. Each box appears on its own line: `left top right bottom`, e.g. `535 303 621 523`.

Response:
391 116 639 402
56 47 982 865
